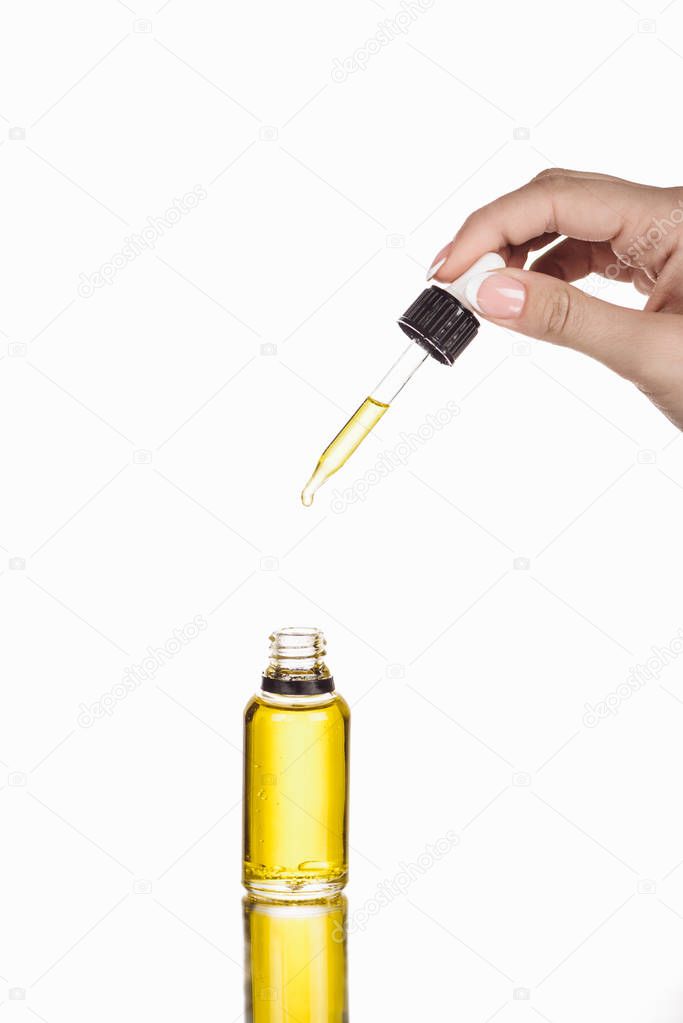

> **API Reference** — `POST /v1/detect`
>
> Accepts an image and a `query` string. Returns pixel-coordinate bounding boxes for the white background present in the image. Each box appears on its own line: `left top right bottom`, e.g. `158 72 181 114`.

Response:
1 0 683 1020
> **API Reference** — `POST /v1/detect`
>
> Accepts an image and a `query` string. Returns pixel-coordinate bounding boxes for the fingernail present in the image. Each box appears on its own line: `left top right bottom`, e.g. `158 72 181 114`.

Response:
426 244 451 280
426 256 446 281
465 273 526 318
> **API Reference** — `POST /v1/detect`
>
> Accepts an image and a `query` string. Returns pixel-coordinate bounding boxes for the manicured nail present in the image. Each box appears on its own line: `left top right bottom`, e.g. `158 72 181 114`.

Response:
465 273 526 318
426 243 451 280
426 256 446 281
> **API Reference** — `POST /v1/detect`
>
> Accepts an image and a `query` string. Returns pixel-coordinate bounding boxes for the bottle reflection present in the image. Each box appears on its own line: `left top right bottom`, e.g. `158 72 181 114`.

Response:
243 894 348 1022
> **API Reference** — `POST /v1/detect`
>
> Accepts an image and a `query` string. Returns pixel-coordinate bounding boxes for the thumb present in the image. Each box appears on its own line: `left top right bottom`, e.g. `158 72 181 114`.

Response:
464 266 676 388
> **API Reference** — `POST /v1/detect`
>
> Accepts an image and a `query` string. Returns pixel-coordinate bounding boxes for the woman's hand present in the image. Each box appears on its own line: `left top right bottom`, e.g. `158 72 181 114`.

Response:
428 169 683 429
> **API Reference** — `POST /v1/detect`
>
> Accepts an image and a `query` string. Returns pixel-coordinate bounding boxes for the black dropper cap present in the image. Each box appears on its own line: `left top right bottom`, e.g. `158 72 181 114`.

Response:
397 286 479 367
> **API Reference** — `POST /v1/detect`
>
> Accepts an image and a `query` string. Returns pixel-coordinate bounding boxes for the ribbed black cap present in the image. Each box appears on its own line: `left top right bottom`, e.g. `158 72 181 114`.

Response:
397 286 479 366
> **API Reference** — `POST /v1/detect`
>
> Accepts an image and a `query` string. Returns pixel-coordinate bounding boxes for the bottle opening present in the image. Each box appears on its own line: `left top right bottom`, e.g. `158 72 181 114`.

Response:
263 627 334 692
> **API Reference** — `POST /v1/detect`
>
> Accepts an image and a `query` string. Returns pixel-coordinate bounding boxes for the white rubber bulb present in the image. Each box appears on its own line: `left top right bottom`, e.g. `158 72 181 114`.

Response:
442 252 506 311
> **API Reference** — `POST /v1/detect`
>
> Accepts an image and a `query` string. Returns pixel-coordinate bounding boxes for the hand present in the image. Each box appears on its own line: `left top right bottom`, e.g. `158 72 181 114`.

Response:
428 169 683 430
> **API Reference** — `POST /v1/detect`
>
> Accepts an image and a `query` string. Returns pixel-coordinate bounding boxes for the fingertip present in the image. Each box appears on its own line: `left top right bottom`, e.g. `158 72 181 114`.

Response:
432 250 474 283
428 234 494 283
434 241 509 285
426 256 447 281
426 243 452 280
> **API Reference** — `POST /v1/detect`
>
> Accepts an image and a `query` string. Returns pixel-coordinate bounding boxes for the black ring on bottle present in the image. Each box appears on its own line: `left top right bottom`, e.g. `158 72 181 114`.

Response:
261 675 335 696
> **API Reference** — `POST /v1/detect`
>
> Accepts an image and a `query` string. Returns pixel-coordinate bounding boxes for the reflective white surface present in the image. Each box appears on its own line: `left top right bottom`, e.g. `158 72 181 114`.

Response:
2 2 683 1022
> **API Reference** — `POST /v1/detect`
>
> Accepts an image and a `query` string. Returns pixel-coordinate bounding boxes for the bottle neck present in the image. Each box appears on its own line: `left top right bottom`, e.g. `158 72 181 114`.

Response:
261 627 334 696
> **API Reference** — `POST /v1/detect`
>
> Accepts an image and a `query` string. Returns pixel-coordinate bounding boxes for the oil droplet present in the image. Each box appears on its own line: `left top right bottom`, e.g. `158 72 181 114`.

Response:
301 484 315 507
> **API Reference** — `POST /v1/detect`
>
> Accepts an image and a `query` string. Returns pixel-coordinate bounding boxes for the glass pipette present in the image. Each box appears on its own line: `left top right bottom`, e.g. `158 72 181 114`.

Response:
301 252 504 507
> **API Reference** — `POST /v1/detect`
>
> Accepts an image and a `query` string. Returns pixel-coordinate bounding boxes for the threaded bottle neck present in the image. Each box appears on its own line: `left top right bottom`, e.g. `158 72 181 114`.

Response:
262 627 333 694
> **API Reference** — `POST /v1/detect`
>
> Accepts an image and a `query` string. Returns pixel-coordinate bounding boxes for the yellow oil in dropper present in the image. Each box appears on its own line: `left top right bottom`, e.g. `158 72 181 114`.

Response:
300 343 429 507
301 397 388 506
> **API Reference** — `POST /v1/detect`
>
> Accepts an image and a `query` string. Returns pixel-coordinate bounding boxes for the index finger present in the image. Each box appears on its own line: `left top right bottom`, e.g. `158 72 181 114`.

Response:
433 169 634 283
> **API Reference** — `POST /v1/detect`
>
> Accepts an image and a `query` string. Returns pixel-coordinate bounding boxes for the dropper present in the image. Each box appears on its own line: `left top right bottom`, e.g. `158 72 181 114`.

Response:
301 252 505 507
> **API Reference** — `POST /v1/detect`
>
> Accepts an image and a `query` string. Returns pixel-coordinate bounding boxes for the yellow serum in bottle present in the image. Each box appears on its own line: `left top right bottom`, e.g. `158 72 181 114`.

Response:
242 627 350 897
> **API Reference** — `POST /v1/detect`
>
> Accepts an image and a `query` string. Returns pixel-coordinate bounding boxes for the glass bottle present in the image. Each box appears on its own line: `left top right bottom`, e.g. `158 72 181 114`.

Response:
242 627 350 897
